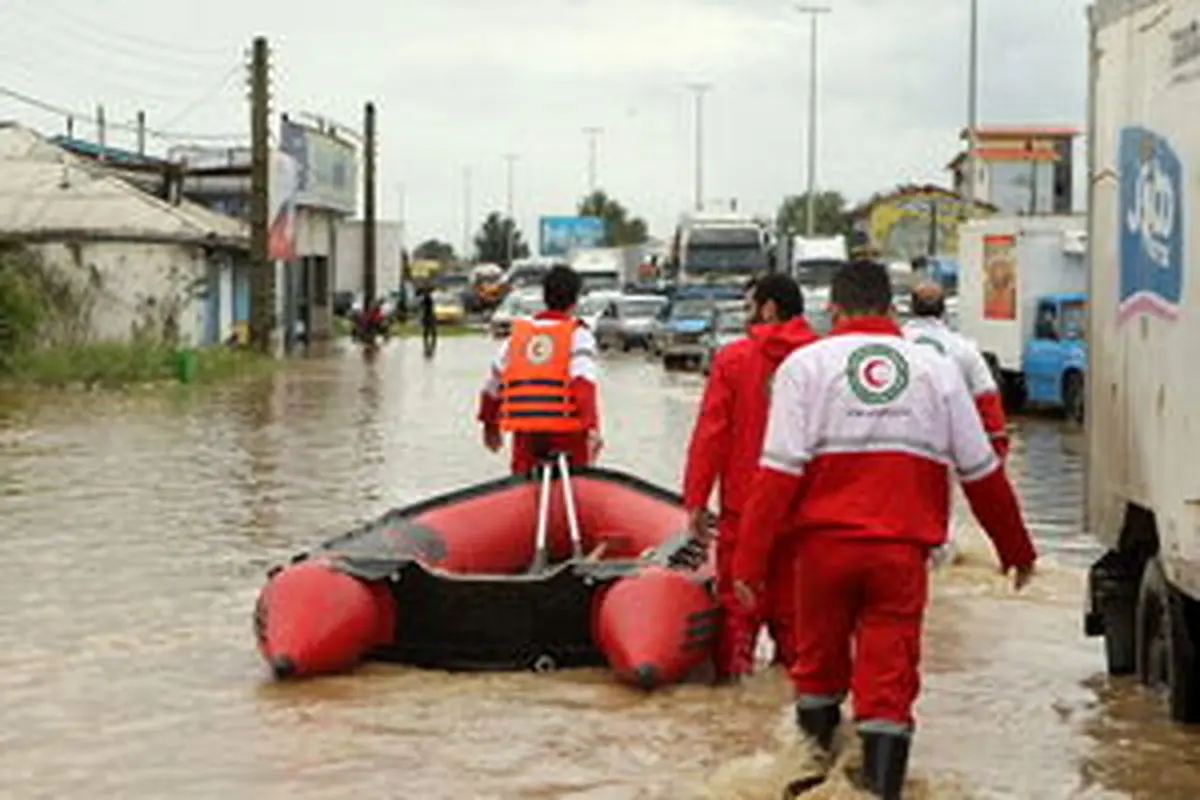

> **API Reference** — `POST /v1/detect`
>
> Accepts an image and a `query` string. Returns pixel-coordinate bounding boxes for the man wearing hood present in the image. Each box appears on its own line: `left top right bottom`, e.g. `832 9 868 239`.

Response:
681 273 817 679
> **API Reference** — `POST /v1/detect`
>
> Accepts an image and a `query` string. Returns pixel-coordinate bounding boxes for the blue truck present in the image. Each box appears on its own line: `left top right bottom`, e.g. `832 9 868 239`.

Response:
956 216 1088 422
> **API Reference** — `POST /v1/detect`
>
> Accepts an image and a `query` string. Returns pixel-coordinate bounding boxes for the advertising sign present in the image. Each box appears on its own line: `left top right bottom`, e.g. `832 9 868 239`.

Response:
538 216 606 256
268 150 299 260
279 119 358 213
982 234 1017 321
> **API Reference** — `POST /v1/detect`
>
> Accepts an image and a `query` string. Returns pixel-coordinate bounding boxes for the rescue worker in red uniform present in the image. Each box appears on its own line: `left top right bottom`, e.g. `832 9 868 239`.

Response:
732 261 1037 798
681 274 817 680
477 265 602 474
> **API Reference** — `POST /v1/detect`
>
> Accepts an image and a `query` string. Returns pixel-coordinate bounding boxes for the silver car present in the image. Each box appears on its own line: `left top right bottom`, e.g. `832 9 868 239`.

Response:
488 291 545 339
700 303 749 375
591 294 669 351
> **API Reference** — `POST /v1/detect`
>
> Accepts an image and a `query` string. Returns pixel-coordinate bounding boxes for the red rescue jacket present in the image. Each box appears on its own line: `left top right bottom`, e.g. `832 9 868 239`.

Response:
682 317 818 517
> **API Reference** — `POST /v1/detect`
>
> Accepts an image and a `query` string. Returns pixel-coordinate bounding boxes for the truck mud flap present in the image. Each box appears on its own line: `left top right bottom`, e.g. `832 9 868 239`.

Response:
1086 549 1140 637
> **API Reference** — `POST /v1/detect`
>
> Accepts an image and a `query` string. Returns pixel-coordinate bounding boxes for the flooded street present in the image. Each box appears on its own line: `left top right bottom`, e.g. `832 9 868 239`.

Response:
1 335 1197 799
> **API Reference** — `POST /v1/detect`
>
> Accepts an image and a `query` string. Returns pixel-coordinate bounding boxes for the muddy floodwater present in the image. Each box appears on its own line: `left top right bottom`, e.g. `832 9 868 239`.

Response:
2 336 1198 799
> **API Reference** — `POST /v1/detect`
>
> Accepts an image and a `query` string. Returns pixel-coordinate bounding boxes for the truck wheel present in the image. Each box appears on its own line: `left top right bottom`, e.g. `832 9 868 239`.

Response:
1063 371 1085 424
1136 556 1200 723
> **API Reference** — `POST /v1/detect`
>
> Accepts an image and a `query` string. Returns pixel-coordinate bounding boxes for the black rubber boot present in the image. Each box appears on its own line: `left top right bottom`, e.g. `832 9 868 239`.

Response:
781 704 841 798
794 702 840 752
859 731 910 799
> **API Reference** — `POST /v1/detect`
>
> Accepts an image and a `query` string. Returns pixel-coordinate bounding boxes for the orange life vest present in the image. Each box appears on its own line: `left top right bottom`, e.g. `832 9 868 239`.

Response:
500 318 583 434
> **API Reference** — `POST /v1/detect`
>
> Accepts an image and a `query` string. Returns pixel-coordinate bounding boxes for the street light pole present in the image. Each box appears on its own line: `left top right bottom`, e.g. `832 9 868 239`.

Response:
687 82 712 212
582 126 602 192
965 0 980 214
504 153 518 266
461 166 472 263
795 5 830 237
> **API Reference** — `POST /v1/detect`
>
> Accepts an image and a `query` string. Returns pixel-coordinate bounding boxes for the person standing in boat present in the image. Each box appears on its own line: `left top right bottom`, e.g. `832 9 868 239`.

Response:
680 273 817 681
730 260 1036 798
477 265 602 474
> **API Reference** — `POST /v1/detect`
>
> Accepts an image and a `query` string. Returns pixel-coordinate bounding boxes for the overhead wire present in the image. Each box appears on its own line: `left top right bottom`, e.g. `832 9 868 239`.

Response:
0 85 247 143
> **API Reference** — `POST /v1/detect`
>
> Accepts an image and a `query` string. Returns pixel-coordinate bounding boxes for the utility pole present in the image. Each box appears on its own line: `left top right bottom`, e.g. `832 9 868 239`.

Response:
96 104 106 162
504 153 518 267
582 126 602 192
461 166 472 262
362 101 377 308
248 36 274 354
965 0 980 217
686 83 711 211
795 5 830 237
136 111 146 156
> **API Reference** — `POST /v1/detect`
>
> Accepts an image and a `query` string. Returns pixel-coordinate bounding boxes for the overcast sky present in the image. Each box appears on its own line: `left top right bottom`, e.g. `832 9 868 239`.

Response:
1 0 1090 250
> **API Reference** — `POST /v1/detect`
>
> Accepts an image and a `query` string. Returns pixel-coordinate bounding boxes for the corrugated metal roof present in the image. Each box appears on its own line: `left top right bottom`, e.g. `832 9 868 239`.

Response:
0 123 247 248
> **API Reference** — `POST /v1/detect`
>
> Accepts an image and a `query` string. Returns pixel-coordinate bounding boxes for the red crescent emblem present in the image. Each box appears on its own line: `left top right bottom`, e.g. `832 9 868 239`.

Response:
863 358 889 388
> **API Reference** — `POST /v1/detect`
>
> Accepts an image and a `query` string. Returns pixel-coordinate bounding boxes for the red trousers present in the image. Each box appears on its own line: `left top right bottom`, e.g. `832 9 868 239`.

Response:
714 512 797 676
789 537 928 729
509 431 590 475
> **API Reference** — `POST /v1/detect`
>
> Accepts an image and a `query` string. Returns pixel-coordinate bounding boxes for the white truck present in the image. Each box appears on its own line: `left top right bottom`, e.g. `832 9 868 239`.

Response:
1082 0 1200 724
669 212 771 285
567 247 624 294
956 215 1088 419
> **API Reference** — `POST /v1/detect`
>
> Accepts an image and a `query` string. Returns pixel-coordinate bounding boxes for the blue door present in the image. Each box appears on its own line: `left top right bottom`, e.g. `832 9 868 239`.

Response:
203 260 221 345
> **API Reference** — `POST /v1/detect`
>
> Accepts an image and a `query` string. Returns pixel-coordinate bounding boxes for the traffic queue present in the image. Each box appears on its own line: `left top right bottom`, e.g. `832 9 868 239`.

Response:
477 261 1037 799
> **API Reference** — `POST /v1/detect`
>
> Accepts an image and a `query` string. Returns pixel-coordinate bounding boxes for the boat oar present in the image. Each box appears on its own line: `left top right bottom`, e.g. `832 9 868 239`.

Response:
556 452 584 559
528 462 553 574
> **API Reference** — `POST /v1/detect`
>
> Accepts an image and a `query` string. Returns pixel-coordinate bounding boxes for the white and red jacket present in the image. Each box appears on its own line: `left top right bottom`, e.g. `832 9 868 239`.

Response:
731 316 1035 589
902 316 1009 458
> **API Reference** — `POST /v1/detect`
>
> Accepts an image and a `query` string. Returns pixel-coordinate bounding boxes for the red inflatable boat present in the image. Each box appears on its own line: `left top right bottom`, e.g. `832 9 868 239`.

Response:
254 456 718 690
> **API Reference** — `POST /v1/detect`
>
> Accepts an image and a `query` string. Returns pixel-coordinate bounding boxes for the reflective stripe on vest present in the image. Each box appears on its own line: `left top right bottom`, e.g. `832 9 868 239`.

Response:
499 318 583 433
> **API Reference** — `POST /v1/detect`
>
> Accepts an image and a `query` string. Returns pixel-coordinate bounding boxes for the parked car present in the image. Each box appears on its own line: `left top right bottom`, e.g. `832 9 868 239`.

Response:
590 294 669 352
432 290 465 325
656 297 721 370
700 303 749 374
576 291 624 333
488 290 544 339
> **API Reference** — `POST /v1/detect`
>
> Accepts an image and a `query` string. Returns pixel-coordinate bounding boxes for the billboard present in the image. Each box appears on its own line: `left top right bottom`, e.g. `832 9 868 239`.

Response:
268 150 300 260
279 119 357 213
982 234 1017 320
538 216 606 256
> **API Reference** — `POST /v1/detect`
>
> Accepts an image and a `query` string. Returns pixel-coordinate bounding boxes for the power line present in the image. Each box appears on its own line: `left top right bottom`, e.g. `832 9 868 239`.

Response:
157 64 244 130
0 85 246 142
9 1 235 59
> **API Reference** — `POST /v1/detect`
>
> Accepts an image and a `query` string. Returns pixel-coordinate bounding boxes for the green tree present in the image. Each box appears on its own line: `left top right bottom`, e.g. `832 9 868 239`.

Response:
776 191 853 237
412 238 456 265
576 190 649 246
473 212 530 266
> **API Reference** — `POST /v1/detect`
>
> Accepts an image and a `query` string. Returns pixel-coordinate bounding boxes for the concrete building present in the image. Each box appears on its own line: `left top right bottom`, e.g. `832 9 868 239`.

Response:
848 184 996 263
0 123 248 346
947 125 1079 216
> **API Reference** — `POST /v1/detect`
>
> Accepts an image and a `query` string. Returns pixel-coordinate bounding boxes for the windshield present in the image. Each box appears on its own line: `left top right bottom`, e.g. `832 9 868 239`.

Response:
581 273 620 292
716 308 747 332
1060 300 1085 340
807 308 833 335
622 299 666 318
684 247 767 273
671 299 713 319
795 259 845 286
576 296 609 315
503 294 544 315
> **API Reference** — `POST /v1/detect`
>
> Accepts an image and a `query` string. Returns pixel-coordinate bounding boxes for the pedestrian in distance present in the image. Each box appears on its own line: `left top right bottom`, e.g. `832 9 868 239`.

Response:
731 260 1037 798
420 286 438 357
903 279 1011 568
681 273 817 681
477 265 603 474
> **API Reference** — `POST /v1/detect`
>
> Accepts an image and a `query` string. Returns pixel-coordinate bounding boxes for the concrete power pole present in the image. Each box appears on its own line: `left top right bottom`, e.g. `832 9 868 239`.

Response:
136 111 146 156
248 36 274 354
582 126 601 192
687 83 711 212
795 5 830 237
362 102 377 308
504 153 518 267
